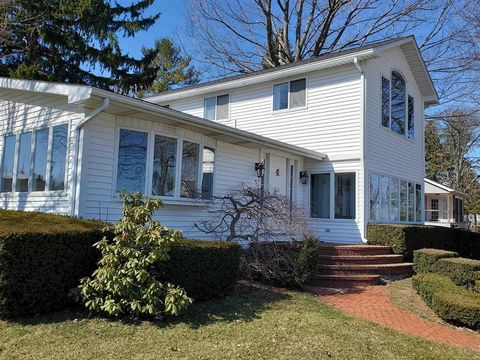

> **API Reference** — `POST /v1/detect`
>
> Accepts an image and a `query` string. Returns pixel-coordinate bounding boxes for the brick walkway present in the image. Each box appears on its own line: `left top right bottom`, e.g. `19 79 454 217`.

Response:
312 285 480 352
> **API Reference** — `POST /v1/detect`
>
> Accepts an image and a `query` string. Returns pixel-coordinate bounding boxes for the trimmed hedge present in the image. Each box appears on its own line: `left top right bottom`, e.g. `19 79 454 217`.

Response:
413 248 458 274
0 229 107 318
412 273 480 329
155 239 241 301
367 224 480 260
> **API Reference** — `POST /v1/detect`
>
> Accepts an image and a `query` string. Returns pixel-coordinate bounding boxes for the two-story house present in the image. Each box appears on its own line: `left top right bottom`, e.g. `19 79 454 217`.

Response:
0 36 438 243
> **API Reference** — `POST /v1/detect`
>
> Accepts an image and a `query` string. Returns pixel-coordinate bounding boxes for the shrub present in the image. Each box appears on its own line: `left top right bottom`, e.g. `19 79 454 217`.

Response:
412 273 480 329
241 238 320 288
77 193 191 318
155 239 241 301
0 228 107 318
413 248 458 274
435 257 480 289
367 224 480 260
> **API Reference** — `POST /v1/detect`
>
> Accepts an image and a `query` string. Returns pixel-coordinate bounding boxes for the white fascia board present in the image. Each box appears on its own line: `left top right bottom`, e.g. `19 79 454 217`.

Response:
0 77 92 103
147 49 376 103
88 89 326 161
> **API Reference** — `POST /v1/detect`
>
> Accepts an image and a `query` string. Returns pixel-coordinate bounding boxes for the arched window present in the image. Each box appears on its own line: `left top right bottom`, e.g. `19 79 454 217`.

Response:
390 71 406 136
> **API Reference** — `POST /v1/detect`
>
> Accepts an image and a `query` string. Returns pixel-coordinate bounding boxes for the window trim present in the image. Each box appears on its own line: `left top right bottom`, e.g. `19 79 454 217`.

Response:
113 126 216 202
0 123 70 196
380 70 415 142
203 93 230 121
272 77 308 113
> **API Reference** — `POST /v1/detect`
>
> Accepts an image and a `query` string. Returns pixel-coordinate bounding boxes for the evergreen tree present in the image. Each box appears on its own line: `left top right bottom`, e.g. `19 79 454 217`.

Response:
0 0 160 94
138 38 198 97
425 120 449 182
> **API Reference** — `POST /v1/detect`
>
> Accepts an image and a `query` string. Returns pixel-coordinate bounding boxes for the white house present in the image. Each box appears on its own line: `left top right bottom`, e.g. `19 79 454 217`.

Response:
0 36 438 244
424 178 465 228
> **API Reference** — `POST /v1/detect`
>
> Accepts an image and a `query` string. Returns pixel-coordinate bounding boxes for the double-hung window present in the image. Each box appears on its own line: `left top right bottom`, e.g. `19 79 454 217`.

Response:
204 94 229 120
273 78 306 111
0 124 69 193
115 129 216 199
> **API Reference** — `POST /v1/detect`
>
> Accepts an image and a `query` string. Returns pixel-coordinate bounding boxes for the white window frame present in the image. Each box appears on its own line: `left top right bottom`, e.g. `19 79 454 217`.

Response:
113 126 216 202
0 123 70 195
380 70 414 142
272 77 307 112
203 94 230 121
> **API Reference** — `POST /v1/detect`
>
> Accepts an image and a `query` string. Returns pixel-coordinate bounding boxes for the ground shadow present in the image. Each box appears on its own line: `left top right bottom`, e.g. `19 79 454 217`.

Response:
4 282 291 329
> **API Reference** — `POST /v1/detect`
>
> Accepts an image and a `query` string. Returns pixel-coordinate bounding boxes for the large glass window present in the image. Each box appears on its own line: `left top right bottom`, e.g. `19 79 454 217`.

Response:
390 177 400 222
391 71 406 136
32 129 49 191
408 95 414 139
408 182 415 222
415 184 422 222
152 135 177 197
181 141 199 198
204 95 229 120
335 173 355 219
116 129 148 194
400 180 408 221
201 146 215 198
369 174 379 222
16 132 32 192
382 77 390 128
379 175 389 222
1 135 16 192
290 78 306 108
49 124 68 191
310 173 330 218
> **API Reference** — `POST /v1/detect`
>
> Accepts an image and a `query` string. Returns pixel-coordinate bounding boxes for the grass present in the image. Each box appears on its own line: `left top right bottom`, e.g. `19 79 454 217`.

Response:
1 282 478 360
0 209 105 235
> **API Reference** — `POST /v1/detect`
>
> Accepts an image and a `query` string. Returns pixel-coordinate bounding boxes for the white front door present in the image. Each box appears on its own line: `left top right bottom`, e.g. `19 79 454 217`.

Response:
267 154 287 195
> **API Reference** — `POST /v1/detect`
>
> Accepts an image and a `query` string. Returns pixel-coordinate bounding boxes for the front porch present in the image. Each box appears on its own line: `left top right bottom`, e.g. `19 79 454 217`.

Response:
424 179 465 228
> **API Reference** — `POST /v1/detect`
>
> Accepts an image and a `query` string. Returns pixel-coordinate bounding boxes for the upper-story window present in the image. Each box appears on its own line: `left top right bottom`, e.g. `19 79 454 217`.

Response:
382 71 414 140
116 129 215 199
273 78 306 111
204 94 229 120
0 124 69 193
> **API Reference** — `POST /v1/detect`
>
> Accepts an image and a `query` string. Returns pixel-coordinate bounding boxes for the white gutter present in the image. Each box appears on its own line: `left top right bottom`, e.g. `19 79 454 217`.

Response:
353 57 368 243
70 98 110 216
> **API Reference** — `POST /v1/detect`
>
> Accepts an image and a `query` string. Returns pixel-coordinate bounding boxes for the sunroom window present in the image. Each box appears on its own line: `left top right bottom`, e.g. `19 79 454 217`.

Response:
1 135 16 192
116 129 148 194
32 129 49 191
152 135 177 197
16 132 32 192
49 124 68 191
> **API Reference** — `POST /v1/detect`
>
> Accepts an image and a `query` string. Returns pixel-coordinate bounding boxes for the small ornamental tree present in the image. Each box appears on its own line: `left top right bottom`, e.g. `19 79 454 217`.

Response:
77 192 191 318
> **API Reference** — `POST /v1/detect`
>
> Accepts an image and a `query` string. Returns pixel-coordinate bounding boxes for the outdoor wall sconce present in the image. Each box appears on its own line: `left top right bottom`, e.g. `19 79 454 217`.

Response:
300 170 309 184
255 161 265 178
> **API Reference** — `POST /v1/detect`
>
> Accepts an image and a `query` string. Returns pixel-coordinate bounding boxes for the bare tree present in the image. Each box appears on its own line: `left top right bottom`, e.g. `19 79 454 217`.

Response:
194 184 312 242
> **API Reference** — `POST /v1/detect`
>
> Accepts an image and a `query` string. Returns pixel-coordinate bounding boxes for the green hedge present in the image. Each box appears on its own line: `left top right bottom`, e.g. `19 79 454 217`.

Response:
412 273 480 329
0 229 107 318
367 224 480 260
155 239 241 301
413 248 458 274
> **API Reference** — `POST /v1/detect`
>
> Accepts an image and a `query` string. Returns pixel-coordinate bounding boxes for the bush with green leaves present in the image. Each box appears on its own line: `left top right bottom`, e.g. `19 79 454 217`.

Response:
77 193 191 318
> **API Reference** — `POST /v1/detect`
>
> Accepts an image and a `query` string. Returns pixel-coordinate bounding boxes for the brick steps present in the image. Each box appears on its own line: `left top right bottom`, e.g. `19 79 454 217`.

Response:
312 244 413 288
314 274 381 288
317 254 404 265
317 263 414 276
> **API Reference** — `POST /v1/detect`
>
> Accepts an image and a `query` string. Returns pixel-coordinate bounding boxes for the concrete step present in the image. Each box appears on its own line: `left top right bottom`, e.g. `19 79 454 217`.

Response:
318 245 392 256
318 254 404 265
312 274 381 288
317 263 414 276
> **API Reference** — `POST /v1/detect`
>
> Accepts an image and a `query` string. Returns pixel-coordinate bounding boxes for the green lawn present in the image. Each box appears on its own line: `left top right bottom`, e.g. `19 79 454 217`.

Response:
0 283 478 360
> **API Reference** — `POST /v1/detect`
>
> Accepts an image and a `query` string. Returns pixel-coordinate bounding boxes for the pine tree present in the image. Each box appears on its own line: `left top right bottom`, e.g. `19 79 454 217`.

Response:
0 0 160 94
138 38 198 97
425 120 449 182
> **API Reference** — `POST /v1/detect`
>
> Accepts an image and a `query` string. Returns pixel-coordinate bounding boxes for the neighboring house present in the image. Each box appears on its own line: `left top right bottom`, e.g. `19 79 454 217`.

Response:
424 178 465 228
0 36 438 243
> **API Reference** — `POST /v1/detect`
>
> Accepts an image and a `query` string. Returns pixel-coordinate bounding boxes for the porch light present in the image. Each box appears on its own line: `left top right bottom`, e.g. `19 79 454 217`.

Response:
255 161 265 178
300 171 309 184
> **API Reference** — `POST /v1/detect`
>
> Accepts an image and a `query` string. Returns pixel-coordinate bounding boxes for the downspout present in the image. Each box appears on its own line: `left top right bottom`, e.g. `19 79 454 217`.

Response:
353 57 368 243
70 98 110 217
